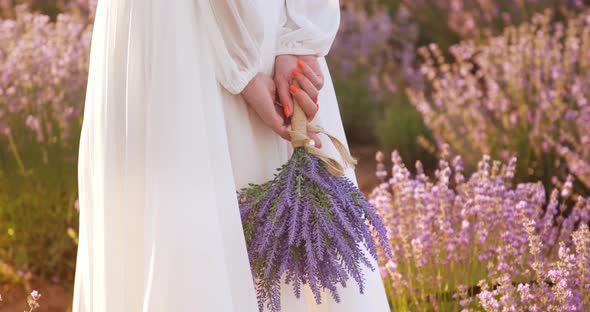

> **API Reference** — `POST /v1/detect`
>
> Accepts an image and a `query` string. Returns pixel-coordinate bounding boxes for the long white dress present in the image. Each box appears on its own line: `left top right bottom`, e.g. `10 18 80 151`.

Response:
73 0 390 311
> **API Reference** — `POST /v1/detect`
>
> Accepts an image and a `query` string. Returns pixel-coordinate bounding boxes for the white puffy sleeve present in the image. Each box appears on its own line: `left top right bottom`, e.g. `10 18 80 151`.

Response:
277 0 341 57
200 0 264 94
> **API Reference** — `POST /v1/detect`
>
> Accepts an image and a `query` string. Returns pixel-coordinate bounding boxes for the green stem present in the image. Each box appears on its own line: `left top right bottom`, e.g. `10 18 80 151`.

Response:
7 131 28 176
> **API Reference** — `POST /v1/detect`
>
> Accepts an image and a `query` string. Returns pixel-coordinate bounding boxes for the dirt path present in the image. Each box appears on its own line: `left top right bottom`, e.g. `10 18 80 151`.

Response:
349 143 380 194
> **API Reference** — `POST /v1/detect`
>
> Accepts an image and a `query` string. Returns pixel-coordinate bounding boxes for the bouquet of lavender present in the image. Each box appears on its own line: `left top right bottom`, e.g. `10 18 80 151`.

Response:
238 86 392 312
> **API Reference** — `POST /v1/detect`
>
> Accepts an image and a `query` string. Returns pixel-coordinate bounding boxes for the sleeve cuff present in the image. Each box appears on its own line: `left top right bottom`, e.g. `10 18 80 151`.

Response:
276 47 322 57
223 67 259 95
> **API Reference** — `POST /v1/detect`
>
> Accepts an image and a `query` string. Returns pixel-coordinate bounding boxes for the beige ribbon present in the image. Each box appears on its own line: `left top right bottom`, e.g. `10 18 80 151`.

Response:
289 82 357 176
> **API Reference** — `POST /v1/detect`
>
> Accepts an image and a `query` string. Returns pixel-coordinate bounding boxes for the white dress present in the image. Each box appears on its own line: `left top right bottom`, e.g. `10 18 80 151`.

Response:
73 0 390 311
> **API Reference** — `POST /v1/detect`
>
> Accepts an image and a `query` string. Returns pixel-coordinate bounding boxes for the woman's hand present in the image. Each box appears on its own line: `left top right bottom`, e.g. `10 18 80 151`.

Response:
274 55 323 121
240 73 290 141
241 72 323 147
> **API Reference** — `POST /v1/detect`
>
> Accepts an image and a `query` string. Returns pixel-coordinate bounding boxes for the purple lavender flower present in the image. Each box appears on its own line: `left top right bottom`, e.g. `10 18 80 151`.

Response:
372 149 590 310
238 147 392 312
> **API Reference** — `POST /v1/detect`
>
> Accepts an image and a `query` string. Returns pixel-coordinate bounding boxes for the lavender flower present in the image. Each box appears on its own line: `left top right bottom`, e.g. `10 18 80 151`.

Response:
371 149 590 310
26 290 41 311
238 147 392 312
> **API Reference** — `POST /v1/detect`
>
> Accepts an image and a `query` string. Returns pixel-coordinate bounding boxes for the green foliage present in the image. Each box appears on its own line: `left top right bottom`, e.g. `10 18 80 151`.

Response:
332 70 436 172
0 130 80 281
331 0 439 170
0 5 90 282
332 73 383 144
376 90 437 172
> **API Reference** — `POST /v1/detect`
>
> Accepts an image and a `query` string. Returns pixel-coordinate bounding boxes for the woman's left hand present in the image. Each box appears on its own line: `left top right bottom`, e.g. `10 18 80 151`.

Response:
274 55 323 122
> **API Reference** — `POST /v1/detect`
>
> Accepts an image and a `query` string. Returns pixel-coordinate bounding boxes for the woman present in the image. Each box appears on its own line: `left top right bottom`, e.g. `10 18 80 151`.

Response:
73 0 389 311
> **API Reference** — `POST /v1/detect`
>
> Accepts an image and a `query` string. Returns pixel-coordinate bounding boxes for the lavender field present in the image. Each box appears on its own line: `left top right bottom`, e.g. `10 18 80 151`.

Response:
1 0 589 311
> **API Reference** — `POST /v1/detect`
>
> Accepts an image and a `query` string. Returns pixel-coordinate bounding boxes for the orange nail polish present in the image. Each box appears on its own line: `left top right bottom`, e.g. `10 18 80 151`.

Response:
297 59 305 69
292 69 300 76
284 105 291 118
289 85 298 93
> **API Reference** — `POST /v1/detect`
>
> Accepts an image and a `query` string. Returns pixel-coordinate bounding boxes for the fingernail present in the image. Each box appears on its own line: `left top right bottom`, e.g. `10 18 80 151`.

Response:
314 97 318 104
289 85 298 94
297 59 305 69
292 69 300 76
284 105 291 118
316 102 320 112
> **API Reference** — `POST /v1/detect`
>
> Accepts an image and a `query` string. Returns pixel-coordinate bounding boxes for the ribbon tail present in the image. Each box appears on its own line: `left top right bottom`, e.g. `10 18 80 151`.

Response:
306 145 346 176
308 125 358 170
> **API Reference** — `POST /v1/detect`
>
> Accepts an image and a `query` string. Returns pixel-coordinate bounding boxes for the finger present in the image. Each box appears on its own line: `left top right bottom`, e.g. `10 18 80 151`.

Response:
308 131 322 148
273 124 291 141
267 110 291 141
298 58 324 90
306 58 323 78
292 69 319 100
275 76 293 118
268 78 277 102
290 84 318 121
275 105 290 126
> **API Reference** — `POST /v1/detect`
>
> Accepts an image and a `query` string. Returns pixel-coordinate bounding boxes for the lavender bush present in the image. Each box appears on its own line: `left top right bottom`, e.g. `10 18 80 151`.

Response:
329 0 409 143
379 0 585 48
238 147 391 312
328 1 435 169
331 0 586 152
409 10 590 192
474 223 590 311
0 4 92 280
370 147 590 310
331 1 423 98
336 0 587 97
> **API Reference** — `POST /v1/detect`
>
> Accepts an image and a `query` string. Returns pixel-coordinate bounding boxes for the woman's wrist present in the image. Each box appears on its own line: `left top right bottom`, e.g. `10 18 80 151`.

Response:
232 68 259 95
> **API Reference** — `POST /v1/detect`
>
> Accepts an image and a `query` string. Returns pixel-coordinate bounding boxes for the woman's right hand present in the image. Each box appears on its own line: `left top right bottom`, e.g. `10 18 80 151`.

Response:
274 55 323 122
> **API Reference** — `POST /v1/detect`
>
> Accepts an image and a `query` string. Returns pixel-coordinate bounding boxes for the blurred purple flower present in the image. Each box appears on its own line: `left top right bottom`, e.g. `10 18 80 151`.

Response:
371 148 590 310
